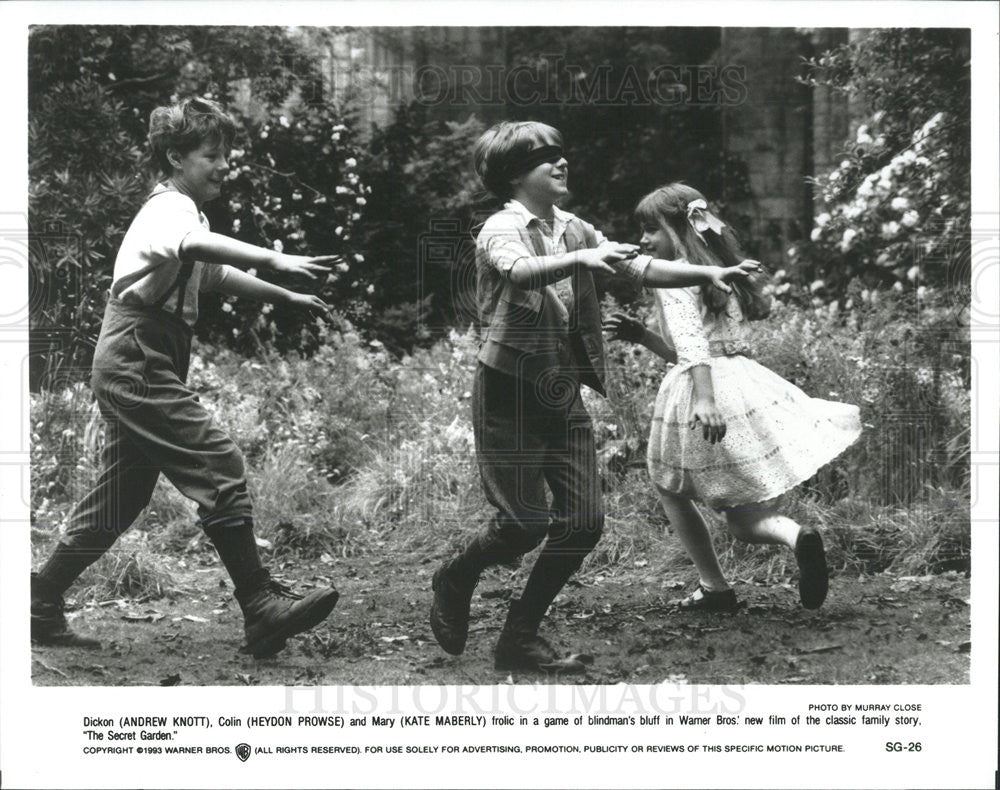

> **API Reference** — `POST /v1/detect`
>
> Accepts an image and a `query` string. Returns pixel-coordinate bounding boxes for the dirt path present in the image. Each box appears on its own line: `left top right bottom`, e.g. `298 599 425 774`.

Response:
31 553 970 687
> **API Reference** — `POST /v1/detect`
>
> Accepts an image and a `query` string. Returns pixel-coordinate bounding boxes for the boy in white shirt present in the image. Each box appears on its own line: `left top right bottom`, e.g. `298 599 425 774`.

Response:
32 97 339 659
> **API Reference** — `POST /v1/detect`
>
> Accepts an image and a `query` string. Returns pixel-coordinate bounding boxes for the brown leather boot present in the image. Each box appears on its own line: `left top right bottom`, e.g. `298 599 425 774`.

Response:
236 572 338 659
429 558 480 655
31 573 101 649
493 597 557 671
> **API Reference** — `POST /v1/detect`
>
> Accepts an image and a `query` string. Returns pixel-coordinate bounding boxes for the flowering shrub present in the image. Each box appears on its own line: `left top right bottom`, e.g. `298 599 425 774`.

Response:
200 102 370 354
780 30 969 307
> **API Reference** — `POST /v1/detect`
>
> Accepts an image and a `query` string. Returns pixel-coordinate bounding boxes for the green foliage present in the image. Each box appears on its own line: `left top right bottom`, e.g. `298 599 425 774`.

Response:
32 300 969 576
28 25 367 383
783 29 970 302
356 107 487 351
199 104 369 355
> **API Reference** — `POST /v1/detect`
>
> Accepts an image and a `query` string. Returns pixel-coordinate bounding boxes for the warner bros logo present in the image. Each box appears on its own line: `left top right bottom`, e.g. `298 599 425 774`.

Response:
235 743 251 762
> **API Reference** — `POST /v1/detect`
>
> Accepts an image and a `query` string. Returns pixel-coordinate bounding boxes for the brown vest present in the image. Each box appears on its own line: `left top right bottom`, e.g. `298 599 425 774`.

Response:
475 211 607 396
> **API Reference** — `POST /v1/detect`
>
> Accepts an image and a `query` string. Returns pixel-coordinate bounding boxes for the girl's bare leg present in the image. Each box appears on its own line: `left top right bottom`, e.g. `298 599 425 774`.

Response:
724 501 828 609
655 485 730 592
724 501 800 548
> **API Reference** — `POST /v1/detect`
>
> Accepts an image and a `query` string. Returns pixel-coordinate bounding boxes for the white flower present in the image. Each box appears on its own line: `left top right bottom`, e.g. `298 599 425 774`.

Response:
355 197 366 206
333 124 347 132
840 228 857 251
816 212 830 227
314 196 328 205
273 239 284 252
880 221 900 239
232 219 241 232
331 132 341 142
336 262 350 273
345 157 357 168
336 186 350 195
917 285 927 299
348 174 359 185
840 159 850 170
248 268 257 277
810 279 825 293
811 227 822 242
260 130 268 139
787 246 796 257
292 192 302 201
892 281 904 292
890 197 909 211
352 212 361 221
366 284 375 295
335 226 343 236
907 266 919 281
222 302 233 313
354 254 364 263
902 210 919 228
279 116 290 128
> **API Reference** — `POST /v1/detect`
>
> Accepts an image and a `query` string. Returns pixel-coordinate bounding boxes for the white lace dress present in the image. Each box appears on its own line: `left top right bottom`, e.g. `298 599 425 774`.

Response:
646 287 862 508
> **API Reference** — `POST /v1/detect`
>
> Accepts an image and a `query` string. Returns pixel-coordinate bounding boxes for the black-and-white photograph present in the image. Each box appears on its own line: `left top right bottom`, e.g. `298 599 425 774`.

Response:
22 23 977 688
21 25 976 685
3 7 998 787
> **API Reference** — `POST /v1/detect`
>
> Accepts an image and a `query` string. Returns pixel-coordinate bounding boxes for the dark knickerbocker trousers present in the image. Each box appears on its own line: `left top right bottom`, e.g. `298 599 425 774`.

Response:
40 300 254 588
469 362 604 615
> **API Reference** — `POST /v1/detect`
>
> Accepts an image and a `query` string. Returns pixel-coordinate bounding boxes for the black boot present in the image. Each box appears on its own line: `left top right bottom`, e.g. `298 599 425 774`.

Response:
430 556 483 656
236 570 339 659
795 526 829 609
493 596 557 671
31 573 101 649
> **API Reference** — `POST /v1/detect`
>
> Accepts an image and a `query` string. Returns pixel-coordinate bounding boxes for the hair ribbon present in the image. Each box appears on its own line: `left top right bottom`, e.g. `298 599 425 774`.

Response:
686 198 726 244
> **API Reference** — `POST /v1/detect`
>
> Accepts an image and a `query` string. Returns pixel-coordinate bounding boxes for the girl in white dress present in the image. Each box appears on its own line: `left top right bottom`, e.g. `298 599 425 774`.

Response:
605 183 862 610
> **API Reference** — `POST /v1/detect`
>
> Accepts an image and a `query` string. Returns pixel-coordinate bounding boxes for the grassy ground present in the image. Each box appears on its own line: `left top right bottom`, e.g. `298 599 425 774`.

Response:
29 306 971 686
31 533 970 687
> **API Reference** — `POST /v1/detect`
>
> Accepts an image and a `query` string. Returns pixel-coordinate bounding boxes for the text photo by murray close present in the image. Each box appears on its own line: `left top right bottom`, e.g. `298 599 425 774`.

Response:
28 25 972 687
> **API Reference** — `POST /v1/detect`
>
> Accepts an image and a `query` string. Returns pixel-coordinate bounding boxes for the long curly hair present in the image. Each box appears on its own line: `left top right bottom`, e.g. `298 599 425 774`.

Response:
635 183 769 320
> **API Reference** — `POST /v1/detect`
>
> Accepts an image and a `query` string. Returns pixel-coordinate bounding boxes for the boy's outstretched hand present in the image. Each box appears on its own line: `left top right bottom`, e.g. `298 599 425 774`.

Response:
603 311 645 343
271 253 344 283
706 259 763 292
286 292 334 321
577 243 640 275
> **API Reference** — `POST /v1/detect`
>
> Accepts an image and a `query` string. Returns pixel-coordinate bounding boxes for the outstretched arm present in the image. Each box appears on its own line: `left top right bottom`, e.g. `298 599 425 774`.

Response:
642 258 761 291
603 312 677 363
213 268 333 320
181 230 339 283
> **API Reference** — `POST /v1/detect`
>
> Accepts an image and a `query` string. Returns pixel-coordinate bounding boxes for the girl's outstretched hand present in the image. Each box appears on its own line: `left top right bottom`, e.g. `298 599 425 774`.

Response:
286 292 334 321
271 253 343 283
706 259 763 292
690 397 727 444
603 312 645 343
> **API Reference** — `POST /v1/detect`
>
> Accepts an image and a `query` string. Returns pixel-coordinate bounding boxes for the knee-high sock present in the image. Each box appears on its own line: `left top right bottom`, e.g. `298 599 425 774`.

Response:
206 520 265 594
656 486 730 592
724 504 800 549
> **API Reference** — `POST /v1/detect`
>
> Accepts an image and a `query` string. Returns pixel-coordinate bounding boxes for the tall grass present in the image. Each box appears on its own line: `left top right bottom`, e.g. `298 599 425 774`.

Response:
30 296 971 599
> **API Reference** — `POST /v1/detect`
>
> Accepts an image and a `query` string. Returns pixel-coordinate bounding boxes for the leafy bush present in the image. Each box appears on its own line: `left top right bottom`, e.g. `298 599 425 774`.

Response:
199 103 369 355
782 29 970 302
28 26 370 384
